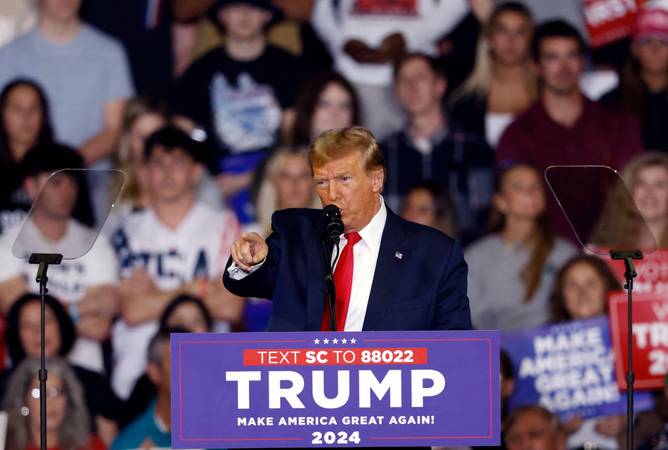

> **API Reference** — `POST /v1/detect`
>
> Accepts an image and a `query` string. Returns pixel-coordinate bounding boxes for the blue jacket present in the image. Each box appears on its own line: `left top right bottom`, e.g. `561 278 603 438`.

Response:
223 207 472 331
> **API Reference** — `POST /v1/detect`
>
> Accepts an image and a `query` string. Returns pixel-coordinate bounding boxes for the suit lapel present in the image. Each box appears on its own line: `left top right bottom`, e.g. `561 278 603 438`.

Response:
363 209 407 330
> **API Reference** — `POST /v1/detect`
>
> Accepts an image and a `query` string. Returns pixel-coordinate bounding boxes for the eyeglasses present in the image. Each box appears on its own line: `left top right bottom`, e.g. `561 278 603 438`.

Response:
30 387 66 399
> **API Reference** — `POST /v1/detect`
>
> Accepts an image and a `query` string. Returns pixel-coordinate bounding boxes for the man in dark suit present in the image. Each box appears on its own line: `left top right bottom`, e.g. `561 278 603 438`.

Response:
224 126 471 331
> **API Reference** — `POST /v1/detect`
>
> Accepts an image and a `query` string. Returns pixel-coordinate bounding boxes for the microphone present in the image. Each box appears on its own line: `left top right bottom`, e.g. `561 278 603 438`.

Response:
322 204 344 244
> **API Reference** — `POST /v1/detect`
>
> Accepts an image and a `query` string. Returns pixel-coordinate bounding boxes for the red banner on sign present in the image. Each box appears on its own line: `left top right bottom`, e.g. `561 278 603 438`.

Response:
352 0 418 16
584 0 645 47
609 292 668 390
605 250 668 294
242 347 429 366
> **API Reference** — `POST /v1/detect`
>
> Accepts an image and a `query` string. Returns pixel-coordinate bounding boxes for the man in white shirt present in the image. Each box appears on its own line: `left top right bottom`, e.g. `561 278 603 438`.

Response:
110 126 243 398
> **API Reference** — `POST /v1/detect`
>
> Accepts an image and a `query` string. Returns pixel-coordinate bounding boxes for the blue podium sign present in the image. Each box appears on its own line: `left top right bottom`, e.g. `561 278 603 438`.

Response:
171 330 500 448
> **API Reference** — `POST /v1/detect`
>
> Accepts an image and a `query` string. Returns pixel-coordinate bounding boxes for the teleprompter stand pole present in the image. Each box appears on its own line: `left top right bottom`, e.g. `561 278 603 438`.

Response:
609 249 642 450
28 253 63 450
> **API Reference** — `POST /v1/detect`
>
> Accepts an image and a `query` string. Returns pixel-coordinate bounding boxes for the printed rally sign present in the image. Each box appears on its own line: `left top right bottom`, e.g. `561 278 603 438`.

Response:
605 250 668 295
609 292 668 390
171 330 500 448
502 317 653 420
584 0 645 47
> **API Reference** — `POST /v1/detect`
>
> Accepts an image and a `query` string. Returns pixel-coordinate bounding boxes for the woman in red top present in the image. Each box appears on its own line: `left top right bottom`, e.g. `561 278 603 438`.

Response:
2 357 106 450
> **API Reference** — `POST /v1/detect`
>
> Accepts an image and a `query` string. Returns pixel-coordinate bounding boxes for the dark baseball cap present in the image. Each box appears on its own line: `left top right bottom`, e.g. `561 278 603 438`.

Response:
210 0 283 22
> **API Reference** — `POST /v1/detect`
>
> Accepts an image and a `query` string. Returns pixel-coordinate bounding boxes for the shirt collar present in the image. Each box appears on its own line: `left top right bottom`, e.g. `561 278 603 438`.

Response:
344 196 386 253
404 123 448 154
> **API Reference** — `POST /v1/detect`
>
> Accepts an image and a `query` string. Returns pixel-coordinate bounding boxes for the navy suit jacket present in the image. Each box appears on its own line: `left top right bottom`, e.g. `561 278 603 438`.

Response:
223 207 472 331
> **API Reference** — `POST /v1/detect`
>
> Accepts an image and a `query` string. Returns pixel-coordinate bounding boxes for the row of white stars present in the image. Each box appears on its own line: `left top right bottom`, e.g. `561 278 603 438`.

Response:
313 338 357 345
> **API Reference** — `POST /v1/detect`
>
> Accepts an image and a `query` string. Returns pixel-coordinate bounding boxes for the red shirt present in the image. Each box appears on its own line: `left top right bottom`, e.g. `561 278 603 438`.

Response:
496 97 643 241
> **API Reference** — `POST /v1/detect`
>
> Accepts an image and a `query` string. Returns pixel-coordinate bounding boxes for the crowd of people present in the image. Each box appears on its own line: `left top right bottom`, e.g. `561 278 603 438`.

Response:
1 0 668 448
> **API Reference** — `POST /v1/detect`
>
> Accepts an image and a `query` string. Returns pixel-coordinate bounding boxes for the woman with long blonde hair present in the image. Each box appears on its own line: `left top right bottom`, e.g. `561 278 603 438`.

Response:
465 164 577 330
593 152 668 250
111 97 168 209
253 146 321 237
449 2 536 148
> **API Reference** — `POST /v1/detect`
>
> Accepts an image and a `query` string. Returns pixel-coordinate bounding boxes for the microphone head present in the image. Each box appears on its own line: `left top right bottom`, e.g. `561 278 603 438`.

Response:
322 204 341 219
322 204 344 243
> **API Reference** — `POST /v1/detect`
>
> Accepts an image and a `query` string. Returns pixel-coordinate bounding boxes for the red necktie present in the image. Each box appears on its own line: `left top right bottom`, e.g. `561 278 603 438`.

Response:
321 232 362 331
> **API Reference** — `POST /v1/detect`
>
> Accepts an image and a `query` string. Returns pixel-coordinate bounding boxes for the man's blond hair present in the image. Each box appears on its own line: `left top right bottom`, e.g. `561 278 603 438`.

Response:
308 127 385 176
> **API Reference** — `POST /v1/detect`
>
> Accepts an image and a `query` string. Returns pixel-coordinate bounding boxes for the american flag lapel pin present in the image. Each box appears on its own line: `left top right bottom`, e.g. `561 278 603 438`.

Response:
394 251 403 260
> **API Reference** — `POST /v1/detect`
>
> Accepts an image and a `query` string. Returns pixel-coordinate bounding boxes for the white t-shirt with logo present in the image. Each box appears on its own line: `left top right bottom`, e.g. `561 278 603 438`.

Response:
0 218 118 372
110 202 240 399
312 0 468 86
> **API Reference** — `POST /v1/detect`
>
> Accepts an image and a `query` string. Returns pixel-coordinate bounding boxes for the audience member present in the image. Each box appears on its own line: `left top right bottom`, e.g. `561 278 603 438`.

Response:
496 20 643 240
449 2 536 148
310 0 469 138
253 146 320 237
466 164 577 330
600 2 668 152
119 295 214 427
246 146 319 331
593 152 668 250
106 97 168 233
436 0 495 98
0 79 54 233
2 357 106 450
291 71 361 147
2 293 123 444
0 144 118 374
171 0 332 78
110 126 242 399
106 97 223 235
549 255 621 323
548 255 625 450
173 0 301 224
400 183 457 238
504 405 567 450
382 52 495 243
159 293 213 333
111 328 182 450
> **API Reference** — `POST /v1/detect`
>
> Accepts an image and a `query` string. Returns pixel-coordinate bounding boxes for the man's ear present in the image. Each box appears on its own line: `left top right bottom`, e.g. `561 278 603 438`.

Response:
24 176 39 200
436 76 447 98
371 167 384 193
493 193 507 214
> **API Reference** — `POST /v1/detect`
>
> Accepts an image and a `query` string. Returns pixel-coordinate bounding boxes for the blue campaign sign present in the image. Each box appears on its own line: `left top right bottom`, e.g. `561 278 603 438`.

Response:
502 316 653 420
170 330 500 448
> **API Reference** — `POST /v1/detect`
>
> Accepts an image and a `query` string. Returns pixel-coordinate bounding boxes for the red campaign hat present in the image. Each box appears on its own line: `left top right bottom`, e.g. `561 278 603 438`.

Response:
636 0 668 43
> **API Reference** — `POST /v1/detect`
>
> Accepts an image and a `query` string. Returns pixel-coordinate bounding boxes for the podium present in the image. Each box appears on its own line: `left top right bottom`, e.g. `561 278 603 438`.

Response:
170 330 500 448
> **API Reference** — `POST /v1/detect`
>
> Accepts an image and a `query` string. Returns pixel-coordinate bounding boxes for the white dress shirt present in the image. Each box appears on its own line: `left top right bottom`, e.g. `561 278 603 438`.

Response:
227 200 388 331
336 201 386 331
